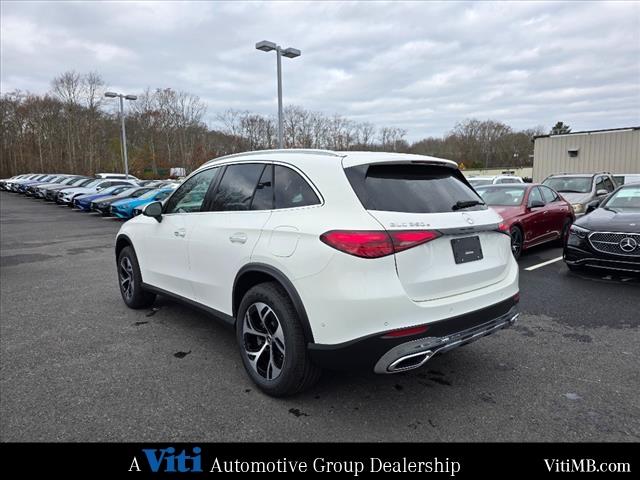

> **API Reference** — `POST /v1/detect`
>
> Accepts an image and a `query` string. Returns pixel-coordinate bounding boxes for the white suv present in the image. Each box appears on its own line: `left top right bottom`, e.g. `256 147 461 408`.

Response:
115 150 519 396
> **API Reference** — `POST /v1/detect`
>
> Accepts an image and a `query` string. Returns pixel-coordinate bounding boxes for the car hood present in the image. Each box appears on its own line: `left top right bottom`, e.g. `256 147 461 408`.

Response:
576 208 640 233
558 192 592 204
97 195 133 204
490 205 524 220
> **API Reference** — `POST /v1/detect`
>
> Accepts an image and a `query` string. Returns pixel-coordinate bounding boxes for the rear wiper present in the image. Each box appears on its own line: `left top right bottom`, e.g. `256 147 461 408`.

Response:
452 200 485 211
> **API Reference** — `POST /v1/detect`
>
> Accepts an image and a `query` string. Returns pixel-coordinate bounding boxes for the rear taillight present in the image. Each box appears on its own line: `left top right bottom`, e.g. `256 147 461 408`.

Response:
496 222 510 236
320 230 441 258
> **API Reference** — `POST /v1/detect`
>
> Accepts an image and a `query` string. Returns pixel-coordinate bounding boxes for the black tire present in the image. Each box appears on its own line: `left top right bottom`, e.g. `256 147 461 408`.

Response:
557 218 572 246
117 246 156 309
236 282 321 397
510 226 524 260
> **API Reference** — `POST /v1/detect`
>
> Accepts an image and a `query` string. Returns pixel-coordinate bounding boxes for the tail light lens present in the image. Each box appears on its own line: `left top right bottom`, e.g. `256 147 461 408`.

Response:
320 230 441 258
496 222 510 236
382 325 429 339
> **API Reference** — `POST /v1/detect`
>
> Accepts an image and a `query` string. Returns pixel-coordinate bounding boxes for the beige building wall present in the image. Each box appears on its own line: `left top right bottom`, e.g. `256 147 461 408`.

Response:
532 128 640 181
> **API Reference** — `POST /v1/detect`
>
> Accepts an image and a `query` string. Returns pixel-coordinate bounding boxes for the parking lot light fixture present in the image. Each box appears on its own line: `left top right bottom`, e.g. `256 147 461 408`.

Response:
104 91 137 179
255 40 301 149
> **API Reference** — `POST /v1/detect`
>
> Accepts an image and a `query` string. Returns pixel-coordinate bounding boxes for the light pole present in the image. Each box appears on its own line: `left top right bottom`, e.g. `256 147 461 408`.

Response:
104 91 137 178
255 40 301 149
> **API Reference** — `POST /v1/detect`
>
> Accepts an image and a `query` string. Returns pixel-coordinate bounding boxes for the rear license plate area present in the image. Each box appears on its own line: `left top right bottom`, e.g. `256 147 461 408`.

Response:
451 236 483 264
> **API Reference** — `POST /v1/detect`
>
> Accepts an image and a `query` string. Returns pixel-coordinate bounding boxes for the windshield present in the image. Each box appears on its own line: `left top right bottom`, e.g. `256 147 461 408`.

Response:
602 186 640 211
476 186 526 206
543 176 592 193
81 179 102 188
468 179 493 187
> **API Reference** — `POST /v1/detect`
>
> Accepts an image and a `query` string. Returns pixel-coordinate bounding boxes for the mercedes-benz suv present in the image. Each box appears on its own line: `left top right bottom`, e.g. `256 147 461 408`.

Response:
115 150 520 396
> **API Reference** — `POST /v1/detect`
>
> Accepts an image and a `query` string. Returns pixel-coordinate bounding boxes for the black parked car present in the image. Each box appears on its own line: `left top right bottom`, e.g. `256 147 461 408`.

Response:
564 183 640 273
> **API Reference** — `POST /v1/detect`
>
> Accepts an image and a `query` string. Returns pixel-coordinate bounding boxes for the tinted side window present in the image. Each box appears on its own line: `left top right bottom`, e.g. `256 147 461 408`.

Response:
274 165 320 209
251 164 273 210
540 186 559 203
595 176 605 192
210 164 264 211
165 168 219 214
528 187 544 206
614 176 625 185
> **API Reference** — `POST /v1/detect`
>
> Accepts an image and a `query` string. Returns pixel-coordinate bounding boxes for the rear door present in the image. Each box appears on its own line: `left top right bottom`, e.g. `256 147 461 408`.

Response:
188 163 272 313
344 162 511 301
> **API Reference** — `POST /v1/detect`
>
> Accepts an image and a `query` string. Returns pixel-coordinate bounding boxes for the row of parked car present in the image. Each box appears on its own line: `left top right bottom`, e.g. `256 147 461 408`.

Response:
467 172 640 272
0 172 179 219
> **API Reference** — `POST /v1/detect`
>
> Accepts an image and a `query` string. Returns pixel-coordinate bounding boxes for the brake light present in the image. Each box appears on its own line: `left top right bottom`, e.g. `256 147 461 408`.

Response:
382 325 429 339
319 230 440 258
496 222 510 236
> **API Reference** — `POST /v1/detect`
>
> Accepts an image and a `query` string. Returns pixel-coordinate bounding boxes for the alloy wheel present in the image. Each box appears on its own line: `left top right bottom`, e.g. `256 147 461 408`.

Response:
242 302 286 381
119 256 134 301
511 229 523 258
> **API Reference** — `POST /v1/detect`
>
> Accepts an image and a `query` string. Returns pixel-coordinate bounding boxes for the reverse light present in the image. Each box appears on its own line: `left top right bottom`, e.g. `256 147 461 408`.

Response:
320 230 441 258
382 325 429 339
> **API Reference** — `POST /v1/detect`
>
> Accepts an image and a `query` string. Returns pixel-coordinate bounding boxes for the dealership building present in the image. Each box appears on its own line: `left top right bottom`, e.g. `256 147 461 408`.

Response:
532 126 640 181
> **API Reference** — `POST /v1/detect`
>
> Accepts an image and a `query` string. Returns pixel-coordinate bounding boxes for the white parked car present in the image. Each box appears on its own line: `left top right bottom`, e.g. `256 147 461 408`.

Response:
468 175 524 187
613 174 640 186
115 150 520 396
94 172 140 180
58 178 137 205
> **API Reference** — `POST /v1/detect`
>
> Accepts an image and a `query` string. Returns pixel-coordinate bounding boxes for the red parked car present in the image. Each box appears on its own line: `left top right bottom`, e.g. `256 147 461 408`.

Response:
475 184 575 259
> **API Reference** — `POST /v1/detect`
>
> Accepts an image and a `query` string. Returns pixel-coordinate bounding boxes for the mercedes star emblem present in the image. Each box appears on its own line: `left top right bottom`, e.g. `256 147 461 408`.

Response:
619 237 638 253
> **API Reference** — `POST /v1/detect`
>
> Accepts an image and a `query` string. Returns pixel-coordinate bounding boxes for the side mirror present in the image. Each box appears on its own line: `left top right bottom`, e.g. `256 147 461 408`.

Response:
143 201 163 222
596 189 608 196
586 200 600 214
529 200 545 209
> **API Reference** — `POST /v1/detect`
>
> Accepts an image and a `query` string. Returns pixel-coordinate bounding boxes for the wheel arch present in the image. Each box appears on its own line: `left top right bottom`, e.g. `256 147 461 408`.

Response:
115 234 133 260
233 263 315 343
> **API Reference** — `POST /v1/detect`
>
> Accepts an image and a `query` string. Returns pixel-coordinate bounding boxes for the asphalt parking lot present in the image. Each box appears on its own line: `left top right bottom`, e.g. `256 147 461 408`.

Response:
1 191 638 442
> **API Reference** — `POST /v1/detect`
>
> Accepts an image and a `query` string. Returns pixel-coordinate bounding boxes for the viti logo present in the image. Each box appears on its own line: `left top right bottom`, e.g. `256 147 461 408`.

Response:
129 446 203 473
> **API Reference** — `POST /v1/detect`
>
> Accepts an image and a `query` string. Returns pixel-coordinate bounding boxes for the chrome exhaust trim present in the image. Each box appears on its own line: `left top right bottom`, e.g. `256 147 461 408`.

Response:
374 307 519 374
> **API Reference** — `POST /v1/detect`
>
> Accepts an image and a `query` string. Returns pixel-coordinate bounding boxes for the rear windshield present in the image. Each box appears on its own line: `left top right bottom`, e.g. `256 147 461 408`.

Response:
345 164 484 213
476 186 526 206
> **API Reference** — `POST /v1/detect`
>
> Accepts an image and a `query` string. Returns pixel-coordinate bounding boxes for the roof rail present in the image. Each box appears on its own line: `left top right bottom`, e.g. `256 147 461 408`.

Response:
203 149 342 166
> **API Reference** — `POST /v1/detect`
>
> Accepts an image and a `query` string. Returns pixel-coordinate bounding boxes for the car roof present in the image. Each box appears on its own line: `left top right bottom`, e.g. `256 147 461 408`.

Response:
476 183 532 188
200 149 458 171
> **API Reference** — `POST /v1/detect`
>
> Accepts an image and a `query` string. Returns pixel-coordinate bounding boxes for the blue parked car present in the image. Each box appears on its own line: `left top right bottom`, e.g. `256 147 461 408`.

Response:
110 188 176 219
74 185 138 211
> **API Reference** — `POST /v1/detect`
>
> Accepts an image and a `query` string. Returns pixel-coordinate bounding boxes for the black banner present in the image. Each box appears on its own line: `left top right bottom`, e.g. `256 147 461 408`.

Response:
0 442 635 476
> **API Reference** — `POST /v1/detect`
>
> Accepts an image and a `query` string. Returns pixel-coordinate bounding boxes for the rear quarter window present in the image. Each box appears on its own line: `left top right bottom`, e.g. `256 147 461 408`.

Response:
345 164 484 213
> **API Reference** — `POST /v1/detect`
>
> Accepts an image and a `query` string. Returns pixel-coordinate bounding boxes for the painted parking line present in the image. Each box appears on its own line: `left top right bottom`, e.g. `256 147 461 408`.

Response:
524 256 563 271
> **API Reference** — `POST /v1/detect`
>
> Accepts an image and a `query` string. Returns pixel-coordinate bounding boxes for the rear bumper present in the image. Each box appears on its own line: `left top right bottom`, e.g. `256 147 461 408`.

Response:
308 297 519 373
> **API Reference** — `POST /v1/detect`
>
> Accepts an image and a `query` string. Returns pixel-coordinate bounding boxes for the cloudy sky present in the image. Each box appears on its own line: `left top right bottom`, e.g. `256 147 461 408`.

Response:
1 0 639 140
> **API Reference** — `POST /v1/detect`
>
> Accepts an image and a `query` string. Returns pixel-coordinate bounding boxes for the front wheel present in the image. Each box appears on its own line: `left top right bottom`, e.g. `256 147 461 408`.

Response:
117 246 156 309
510 226 524 260
236 282 321 397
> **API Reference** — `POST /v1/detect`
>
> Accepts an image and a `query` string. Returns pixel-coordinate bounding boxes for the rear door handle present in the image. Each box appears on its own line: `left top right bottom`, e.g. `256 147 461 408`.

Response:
229 233 247 244
174 228 186 238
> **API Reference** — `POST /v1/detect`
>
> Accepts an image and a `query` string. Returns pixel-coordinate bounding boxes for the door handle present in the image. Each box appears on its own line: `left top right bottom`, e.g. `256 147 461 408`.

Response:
229 233 248 244
174 228 186 238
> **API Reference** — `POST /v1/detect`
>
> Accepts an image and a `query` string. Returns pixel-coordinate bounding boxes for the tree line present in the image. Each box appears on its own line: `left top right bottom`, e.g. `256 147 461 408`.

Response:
1 70 547 177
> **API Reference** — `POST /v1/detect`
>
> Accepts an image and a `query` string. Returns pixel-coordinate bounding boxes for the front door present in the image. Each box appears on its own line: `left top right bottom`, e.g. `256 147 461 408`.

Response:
140 167 220 300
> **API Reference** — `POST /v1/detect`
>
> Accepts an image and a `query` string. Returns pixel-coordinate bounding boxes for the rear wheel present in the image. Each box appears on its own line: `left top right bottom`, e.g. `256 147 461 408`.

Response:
236 282 321 397
510 226 524 260
117 246 156 309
